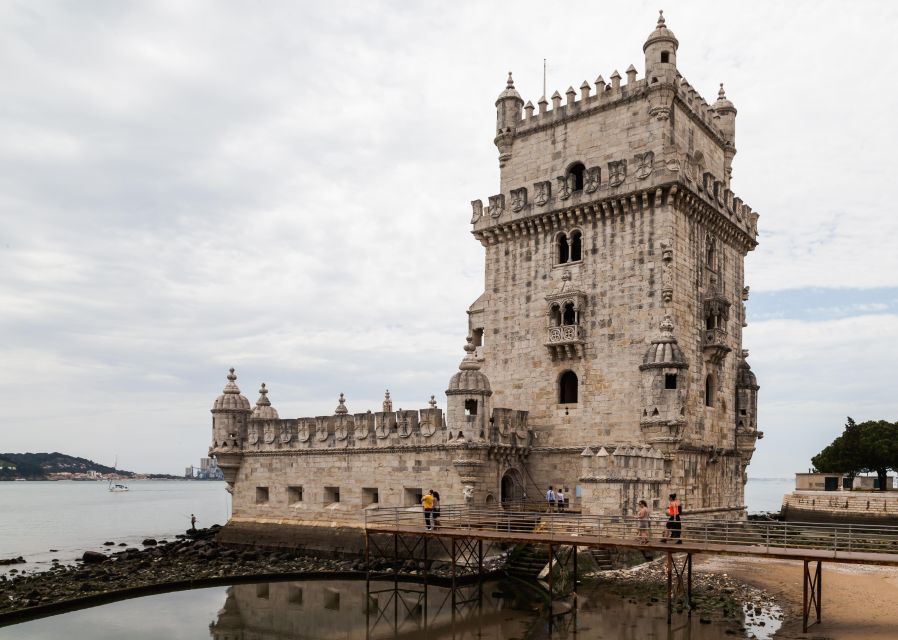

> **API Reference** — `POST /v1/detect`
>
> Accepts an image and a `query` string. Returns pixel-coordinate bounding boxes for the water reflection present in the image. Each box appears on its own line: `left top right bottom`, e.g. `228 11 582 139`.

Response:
209 579 741 640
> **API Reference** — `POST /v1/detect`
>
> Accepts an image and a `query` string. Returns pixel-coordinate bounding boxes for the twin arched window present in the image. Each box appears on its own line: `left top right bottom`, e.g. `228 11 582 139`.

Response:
557 231 582 264
550 302 578 327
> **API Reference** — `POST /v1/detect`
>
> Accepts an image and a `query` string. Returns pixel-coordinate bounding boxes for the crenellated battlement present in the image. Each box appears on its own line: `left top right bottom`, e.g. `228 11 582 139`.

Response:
470 165 759 251
210 383 531 456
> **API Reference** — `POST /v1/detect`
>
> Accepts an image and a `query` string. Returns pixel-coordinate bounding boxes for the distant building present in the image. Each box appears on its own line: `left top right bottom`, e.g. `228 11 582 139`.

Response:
795 472 895 492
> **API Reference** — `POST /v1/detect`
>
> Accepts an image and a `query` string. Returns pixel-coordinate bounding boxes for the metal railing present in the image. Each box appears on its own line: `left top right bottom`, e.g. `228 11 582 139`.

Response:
364 504 898 557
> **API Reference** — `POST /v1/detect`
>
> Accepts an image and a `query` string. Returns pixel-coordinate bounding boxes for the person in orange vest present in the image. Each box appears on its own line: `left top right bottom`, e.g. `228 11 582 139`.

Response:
422 490 435 530
662 493 682 544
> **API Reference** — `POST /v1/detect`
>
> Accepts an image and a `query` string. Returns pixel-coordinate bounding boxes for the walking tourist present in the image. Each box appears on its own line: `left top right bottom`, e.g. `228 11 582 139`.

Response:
432 489 441 528
636 500 650 543
662 493 682 543
546 486 556 512
556 487 565 512
422 490 435 530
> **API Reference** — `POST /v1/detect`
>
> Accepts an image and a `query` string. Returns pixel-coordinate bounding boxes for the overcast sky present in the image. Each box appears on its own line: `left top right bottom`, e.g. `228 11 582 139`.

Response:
1 1 896 477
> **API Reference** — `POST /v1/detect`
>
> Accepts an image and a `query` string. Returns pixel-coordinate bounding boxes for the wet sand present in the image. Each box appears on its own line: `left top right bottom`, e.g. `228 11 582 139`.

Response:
696 556 898 639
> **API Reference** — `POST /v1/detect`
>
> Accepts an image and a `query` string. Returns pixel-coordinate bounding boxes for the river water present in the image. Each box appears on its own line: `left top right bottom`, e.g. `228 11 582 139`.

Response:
0 478 791 572
0 479 790 638
0 578 748 639
0 480 230 570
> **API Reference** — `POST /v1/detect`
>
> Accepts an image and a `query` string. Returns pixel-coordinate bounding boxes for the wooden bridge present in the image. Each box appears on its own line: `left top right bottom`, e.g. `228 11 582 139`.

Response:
364 503 898 632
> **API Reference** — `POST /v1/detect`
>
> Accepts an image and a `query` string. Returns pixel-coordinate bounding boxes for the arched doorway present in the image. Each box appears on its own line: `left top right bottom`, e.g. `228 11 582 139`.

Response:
501 468 524 503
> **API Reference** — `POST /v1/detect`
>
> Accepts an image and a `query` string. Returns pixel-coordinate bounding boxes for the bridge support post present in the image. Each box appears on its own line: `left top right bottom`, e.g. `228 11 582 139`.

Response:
802 559 822 632
666 551 693 624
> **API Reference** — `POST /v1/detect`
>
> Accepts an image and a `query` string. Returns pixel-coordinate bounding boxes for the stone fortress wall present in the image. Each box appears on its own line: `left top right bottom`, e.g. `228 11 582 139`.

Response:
210 12 764 544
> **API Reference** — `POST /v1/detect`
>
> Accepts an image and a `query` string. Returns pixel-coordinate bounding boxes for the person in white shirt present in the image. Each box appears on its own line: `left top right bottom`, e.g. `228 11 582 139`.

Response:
546 486 556 512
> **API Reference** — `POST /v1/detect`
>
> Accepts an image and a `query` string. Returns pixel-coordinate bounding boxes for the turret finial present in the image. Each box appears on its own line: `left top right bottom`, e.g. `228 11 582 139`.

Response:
222 368 241 394
429 395 437 409
718 83 726 99
657 9 666 28
383 389 392 413
459 335 481 371
227 367 236 381
506 71 514 89
335 392 348 415
255 382 273 407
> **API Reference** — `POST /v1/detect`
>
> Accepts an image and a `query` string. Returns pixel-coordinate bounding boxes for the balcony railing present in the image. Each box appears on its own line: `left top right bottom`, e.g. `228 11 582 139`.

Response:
547 324 582 344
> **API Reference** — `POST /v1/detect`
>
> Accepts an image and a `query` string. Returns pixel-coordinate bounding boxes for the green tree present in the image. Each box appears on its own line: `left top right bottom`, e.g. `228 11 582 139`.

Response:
811 418 898 491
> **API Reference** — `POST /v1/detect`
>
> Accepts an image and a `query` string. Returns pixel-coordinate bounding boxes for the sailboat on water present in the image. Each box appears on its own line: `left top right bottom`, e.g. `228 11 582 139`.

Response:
108 456 129 492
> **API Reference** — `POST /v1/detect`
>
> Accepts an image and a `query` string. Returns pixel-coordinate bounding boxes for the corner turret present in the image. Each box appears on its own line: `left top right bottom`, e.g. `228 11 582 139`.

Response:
251 383 279 420
210 368 251 490
713 83 738 183
639 316 688 452
446 336 492 441
643 10 678 82
494 72 523 168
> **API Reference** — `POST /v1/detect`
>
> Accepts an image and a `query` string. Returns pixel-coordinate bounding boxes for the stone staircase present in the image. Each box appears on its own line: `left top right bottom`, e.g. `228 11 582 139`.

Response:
505 545 615 578
505 545 550 578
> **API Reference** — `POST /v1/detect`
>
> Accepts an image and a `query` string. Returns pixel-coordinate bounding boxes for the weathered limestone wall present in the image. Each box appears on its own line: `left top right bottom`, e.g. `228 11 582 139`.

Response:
782 491 898 525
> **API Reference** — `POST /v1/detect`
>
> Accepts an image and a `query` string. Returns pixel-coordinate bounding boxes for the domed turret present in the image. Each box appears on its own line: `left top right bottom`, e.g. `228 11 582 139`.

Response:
210 368 252 489
446 336 492 441
639 316 688 451
251 383 279 420
644 10 679 78
494 72 524 168
713 83 738 182
213 368 251 412
641 315 687 368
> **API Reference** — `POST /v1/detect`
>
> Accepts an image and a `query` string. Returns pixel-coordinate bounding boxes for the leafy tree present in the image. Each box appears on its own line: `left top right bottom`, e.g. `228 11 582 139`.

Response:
812 418 898 491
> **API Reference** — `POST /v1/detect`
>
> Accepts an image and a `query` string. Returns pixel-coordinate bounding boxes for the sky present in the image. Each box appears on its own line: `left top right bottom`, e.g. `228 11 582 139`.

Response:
1 1 896 477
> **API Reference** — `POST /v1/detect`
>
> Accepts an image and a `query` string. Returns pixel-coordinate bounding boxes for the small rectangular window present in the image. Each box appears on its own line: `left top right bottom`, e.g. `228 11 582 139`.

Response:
288 585 303 605
324 486 340 504
288 486 303 504
256 584 269 599
255 486 269 504
362 487 379 505
472 327 484 347
740 409 747 416
661 51 670 63
664 373 677 390
324 589 340 611
404 487 423 507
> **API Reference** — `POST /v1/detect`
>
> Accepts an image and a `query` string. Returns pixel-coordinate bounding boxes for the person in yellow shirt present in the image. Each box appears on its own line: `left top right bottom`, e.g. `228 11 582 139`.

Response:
422 491 435 530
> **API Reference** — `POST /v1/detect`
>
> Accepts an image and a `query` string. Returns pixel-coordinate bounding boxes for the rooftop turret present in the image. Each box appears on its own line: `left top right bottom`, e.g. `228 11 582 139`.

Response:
212 368 251 412
252 382 279 419
644 10 678 83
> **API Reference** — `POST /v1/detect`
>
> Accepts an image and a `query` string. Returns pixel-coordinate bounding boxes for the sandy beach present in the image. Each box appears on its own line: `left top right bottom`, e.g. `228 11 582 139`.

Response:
696 556 898 639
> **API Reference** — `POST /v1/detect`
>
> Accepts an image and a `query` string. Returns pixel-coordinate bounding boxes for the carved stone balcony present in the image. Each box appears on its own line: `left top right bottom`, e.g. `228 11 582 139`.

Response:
546 324 584 360
703 327 731 364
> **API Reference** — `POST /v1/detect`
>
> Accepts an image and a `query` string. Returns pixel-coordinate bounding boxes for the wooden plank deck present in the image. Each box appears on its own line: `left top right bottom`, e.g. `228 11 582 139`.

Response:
365 523 898 567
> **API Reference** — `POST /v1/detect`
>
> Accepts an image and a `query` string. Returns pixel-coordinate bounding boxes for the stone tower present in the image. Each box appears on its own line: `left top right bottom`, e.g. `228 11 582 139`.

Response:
468 12 762 515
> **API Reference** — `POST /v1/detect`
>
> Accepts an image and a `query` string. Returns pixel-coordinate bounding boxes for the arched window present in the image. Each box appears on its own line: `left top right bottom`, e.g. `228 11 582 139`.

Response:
559 370 578 404
464 399 478 416
550 304 562 327
570 230 582 262
705 374 715 407
562 302 576 326
567 163 586 191
557 233 570 264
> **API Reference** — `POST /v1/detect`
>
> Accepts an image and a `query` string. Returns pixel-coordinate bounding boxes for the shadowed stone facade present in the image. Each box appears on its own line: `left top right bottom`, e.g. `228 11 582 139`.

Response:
210 13 763 543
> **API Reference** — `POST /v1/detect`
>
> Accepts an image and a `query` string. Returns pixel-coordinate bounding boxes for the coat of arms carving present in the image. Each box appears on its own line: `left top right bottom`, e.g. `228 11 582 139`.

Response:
609 160 627 187
634 151 654 180
488 194 505 219
584 166 601 193
557 175 573 200
533 180 551 206
510 187 527 212
279 423 292 444
470 199 483 223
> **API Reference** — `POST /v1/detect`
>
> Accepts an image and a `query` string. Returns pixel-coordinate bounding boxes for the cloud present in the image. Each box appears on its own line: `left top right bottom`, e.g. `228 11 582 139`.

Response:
0 1 896 474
